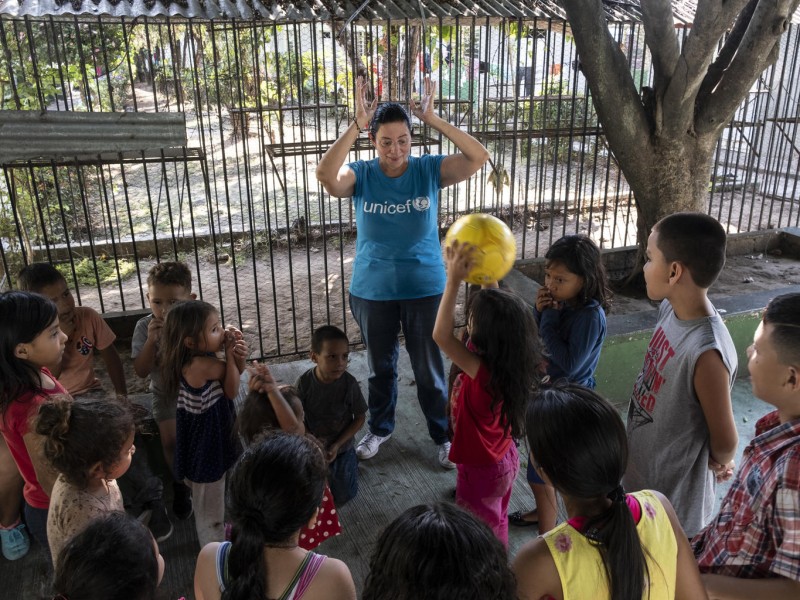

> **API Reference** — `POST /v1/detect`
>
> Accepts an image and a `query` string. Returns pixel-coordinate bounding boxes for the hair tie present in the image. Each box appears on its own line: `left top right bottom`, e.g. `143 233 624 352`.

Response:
607 484 625 503
53 595 69 600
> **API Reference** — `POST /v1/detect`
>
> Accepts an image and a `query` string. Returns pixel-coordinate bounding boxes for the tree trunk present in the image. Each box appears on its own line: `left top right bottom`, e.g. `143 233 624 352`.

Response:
334 24 374 99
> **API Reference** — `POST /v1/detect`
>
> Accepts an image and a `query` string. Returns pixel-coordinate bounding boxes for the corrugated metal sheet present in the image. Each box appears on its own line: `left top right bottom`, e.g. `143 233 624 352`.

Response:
0 0 635 22
0 110 187 164
1 0 797 24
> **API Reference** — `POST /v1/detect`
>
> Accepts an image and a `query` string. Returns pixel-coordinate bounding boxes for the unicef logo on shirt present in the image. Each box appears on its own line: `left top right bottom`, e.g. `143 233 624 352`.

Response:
412 196 431 211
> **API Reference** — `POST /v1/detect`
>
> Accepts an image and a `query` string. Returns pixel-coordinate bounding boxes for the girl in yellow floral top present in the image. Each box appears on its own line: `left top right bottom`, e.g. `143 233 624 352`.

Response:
512 383 708 600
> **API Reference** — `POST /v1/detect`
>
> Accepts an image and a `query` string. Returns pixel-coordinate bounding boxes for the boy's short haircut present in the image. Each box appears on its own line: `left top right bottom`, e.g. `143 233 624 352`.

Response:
146 261 192 290
17 262 66 292
311 325 349 353
654 212 727 288
762 293 800 366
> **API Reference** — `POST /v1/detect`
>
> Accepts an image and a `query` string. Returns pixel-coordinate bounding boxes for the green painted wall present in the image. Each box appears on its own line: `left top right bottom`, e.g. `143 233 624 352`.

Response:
596 311 762 406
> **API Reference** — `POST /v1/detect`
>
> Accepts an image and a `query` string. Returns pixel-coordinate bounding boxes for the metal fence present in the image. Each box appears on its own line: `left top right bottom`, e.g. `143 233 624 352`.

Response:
1 16 799 358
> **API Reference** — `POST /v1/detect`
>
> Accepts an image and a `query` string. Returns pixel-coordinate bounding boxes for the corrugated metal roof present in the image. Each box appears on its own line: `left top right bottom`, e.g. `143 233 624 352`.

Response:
0 0 638 22
0 0 797 28
0 111 187 164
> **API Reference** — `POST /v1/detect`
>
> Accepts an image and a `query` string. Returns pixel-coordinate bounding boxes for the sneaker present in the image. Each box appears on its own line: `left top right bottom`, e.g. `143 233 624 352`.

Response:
147 502 174 542
438 441 456 470
172 482 193 520
0 522 30 561
355 432 391 460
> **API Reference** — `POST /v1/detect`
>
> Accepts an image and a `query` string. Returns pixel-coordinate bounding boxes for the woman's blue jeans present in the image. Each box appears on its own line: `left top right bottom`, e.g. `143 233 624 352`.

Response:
349 294 449 445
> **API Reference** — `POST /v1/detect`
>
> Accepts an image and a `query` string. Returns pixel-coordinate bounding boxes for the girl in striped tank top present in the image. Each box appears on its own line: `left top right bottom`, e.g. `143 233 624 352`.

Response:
160 300 248 548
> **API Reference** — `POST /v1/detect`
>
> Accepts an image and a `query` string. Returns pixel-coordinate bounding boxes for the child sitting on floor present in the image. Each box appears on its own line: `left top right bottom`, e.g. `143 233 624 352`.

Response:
295 325 366 506
239 362 341 548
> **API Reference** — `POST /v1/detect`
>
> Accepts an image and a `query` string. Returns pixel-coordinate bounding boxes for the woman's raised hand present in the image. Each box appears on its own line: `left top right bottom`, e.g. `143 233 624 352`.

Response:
354 75 378 130
410 75 437 124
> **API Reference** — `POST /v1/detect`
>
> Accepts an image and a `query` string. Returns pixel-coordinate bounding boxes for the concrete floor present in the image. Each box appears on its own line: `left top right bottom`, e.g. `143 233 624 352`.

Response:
0 347 771 599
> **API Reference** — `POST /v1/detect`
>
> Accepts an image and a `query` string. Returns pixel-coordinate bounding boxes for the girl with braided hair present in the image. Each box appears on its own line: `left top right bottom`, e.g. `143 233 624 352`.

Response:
193 431 355 600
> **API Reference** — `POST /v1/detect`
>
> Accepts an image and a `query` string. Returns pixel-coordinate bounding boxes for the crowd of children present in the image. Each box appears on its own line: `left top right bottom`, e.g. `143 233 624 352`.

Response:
0 209 798 600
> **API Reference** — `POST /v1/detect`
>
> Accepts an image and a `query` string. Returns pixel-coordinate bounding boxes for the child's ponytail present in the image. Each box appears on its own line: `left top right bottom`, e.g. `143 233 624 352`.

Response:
35 394 73 464
583 486 648 600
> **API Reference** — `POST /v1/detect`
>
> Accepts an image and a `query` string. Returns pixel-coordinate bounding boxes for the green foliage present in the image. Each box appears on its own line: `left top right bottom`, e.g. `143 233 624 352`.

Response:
56 256 136 286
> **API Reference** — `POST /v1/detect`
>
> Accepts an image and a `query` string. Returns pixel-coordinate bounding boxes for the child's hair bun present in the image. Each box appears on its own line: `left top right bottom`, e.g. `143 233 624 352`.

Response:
35 394 74 459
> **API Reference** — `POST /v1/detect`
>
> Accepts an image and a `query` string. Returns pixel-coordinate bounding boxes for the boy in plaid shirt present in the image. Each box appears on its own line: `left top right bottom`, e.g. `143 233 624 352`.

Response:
692 293 800 599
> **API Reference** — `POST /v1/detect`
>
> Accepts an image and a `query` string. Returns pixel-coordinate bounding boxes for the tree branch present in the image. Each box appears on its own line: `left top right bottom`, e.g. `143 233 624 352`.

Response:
561 0 653 176
696 0 799 135
640 0 681 97
695 0 758 109
659 0 749 134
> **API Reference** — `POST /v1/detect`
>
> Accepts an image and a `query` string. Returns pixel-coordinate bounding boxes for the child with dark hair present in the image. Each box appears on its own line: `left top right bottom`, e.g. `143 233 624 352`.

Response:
131 261 196 521
0 291 69 563
295 325 366 505
513 383 707 600
36 396 135 565
511 233 612 531
625 212 738 537
193 432 356 600
17 263 127 398
693 293 800 599
52 511 164 600
362 501 517 600
433 241 544 545
159 300 247 548
239 363 341 549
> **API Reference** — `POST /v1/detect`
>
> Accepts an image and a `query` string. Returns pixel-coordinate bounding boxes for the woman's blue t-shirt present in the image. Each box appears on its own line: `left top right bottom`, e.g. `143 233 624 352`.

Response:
347 154 447 301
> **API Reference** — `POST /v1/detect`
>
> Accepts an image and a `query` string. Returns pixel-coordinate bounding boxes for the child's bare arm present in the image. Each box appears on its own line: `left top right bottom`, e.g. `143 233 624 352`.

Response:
99 344 128 397
695 349 738 472
701 573 800 600
23 431 56 498
433 241 481 378
247 363 304 434
326 413 366 463
133 318 162 378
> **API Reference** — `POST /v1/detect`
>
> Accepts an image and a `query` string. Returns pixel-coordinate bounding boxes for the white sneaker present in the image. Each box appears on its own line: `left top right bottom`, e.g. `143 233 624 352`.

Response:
356 432 391 460
438 441 456 469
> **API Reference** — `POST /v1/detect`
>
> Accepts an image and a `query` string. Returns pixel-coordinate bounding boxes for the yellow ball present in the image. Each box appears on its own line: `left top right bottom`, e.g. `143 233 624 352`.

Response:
444 213 516 285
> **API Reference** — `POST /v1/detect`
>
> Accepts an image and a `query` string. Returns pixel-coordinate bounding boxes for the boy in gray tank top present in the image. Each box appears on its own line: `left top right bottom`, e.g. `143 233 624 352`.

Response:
624 213 738 537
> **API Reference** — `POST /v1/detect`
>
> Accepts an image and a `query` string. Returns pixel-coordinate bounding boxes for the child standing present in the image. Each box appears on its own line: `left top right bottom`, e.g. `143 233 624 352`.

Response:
0 291 69 562
625 212 738 537
193 432 356 600
295 325 367 506
693 293 800 599
513 383 707 600
131 262 196 521
36 396 135 565
239 363 342 549
433 241 544 545
511 234 611 531
17 263 127 398
160 300 247 547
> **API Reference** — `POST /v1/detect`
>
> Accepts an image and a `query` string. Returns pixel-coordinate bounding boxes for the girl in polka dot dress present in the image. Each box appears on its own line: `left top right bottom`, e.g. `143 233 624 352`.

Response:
237 362 341 549
159 300 248 548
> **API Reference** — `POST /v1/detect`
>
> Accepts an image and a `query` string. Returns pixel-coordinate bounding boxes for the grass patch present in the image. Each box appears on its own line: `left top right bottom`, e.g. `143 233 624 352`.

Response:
57 257 137 286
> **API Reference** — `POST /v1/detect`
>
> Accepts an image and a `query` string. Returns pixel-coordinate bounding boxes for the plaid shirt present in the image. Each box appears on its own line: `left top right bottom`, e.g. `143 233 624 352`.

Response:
692 410 800 581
